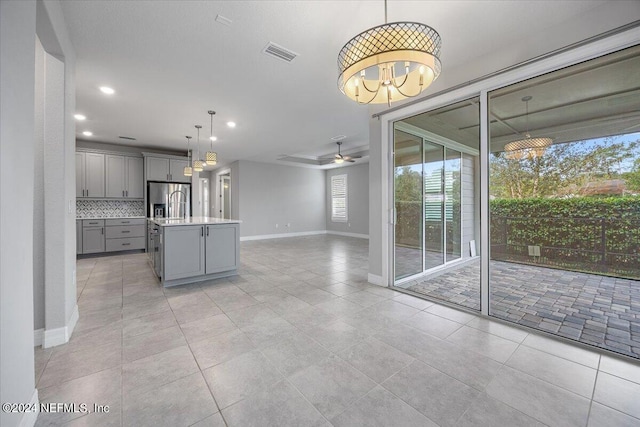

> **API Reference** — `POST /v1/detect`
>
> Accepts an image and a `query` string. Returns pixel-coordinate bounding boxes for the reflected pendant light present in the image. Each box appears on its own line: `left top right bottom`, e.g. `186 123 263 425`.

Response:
193 125 204 172
337 0 442 106
206 110 218 166
504 96 553 160
183 136 193 177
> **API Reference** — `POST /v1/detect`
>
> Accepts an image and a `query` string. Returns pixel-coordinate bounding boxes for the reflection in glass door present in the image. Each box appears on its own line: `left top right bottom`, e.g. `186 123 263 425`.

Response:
424 142 445 270
394 127 462 281
394 130 424 280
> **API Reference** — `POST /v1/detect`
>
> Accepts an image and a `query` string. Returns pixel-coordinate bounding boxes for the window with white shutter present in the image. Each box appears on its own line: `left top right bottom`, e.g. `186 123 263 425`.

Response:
331 174 348 222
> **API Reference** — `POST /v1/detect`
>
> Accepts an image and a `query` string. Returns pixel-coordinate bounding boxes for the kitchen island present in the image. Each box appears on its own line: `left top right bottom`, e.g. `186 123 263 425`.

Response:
148 217 241 287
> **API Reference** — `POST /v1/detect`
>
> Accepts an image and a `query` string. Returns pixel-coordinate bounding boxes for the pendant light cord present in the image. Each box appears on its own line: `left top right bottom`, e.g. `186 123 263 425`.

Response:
384 0 387 24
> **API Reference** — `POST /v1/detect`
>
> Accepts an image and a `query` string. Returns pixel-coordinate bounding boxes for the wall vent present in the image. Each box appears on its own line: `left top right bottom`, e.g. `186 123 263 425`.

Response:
118 136 136 141
215 14 232 26
263 42 298 63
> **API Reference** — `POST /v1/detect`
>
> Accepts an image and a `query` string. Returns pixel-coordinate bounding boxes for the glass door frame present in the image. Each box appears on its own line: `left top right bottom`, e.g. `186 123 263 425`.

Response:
392 120 478 286
377 26 638 317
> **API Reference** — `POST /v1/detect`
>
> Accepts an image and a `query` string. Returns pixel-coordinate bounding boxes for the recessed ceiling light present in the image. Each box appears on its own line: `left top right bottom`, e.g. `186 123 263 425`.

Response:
99 86 115 95
331 135 346 141
209 136 217 141
82 131 93 136
226 121 236 128
74 114 86 121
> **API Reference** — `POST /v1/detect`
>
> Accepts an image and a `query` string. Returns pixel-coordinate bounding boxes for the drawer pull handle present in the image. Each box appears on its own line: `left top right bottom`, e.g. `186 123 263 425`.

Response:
121 221 130 224
121 230 131 233
122 243 130 246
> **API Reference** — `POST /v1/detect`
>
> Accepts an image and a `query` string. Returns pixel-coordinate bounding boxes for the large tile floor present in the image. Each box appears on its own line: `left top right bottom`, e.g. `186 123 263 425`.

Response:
35 235 640 426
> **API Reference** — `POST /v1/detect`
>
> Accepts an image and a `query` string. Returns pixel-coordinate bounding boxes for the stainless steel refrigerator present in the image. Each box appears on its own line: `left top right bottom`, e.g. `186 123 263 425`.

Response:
147 182 191 218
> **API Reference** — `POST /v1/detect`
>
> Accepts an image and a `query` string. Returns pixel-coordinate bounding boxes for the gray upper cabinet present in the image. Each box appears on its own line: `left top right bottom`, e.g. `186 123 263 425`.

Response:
105 154 125 198
76 152 105 198
170 159 190 183
145 156 190 183
106 154 143 198
126 157 144 198
76 152 85 198
146 157 171 181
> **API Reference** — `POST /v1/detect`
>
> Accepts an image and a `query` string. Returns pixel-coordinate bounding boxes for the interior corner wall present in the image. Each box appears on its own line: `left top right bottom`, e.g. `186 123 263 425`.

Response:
230 162 240 221
35 0 77 344
368 117 383 277
43 47 68 333
34 36 45 331
1 1 38 426
237 160 326 238
326 163 369 236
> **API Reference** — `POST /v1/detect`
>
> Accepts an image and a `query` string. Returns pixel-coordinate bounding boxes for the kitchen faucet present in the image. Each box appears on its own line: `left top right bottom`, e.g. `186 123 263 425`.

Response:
168 189 187 218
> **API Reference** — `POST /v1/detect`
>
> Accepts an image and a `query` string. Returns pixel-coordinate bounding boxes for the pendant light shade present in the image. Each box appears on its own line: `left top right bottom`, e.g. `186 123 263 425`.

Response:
504 96 552 160
183 135 193 177
337 0 441 106
206 151 217 165
206 110 218 166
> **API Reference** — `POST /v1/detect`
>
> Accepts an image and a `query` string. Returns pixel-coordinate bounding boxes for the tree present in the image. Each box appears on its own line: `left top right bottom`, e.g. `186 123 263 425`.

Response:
623 158 640 192
490 136 639 199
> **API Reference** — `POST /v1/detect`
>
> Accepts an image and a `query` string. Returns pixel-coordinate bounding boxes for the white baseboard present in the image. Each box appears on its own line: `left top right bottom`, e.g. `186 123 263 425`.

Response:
19 389 39 427
367 273 384 286
240 230 326 241
326 230 369 239
34 329 44 347
42 304 79 348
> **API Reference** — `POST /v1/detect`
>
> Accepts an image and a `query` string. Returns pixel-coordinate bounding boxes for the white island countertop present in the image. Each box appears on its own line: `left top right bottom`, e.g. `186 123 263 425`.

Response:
149 216 241 227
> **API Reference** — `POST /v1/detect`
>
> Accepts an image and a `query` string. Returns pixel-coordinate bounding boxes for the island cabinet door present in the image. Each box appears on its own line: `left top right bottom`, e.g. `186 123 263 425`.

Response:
205 224 239 274
163 226 205 281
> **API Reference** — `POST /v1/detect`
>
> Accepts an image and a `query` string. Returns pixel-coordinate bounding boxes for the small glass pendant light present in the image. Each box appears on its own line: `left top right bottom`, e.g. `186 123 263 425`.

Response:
183 136 193 177
206 110 218 166
193 125 204 172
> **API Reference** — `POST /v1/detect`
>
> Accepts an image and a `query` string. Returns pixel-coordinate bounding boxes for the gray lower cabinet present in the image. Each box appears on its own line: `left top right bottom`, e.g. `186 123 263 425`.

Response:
76 220 82 254
163 225 205 281
205 224 239 274
82 226 105 254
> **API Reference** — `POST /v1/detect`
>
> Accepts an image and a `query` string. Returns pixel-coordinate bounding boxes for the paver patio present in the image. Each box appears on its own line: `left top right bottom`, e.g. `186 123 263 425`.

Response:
400 259 640 359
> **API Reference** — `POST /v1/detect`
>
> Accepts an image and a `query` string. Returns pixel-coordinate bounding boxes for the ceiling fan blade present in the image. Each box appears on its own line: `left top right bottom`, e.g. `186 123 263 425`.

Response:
347 159 356 163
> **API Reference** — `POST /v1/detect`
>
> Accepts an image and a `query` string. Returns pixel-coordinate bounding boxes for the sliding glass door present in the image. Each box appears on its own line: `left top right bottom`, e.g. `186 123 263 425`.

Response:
392 97 481 310
394 132 464 279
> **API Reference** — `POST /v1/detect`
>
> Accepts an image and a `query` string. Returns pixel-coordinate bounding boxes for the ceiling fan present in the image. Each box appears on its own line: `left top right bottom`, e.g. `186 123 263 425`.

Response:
330 141 361 164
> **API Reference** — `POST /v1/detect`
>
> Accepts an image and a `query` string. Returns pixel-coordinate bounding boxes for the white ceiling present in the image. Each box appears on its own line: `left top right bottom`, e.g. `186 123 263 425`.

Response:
60 0 633 170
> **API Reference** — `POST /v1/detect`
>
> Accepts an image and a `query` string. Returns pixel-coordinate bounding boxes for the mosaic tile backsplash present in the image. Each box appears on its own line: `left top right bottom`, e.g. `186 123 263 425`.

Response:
76 200 145 218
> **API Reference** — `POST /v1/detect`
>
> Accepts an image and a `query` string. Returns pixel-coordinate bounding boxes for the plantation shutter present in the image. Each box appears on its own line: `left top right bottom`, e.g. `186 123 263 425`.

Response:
331 174 348 222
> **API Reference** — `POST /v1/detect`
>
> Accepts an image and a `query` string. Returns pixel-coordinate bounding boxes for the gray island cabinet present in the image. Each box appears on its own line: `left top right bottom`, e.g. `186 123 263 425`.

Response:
150 217 240 287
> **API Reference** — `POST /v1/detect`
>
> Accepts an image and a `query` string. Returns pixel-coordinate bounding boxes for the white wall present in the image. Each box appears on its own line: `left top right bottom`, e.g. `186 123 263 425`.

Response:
236 160 326 239
326 163 369 236
1 2 38 426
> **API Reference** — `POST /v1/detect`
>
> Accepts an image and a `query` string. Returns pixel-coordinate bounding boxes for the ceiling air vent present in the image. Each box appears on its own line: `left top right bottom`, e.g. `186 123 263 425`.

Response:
263 42 298 63
118 136 136 141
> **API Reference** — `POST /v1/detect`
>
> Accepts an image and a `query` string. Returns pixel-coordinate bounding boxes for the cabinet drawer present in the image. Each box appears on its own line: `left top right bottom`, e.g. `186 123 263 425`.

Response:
83 219 105 227
106 225 145 238
106 218 146 226
105 237 145 252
